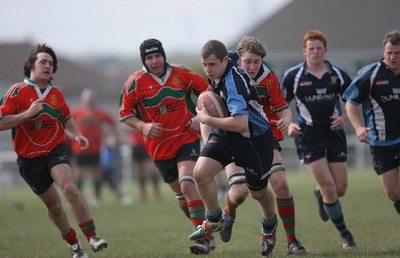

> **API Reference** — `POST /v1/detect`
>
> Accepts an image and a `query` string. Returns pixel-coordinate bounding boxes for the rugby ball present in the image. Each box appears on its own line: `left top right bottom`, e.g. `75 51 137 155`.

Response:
197 91 228 118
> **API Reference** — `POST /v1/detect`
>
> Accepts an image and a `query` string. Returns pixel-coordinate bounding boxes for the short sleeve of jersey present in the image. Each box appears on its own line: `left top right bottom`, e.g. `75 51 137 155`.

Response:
179 66 209 94
0 84 21 118
281 69 296 103
119 72 140 122
225 68 249 116
59 91 71 123
343 63 377 105
262 73 288 113
336 67 352 101
178 66 209 116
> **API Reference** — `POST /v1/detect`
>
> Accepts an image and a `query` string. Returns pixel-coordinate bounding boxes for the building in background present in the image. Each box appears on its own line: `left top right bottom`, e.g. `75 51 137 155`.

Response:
232 0 399 79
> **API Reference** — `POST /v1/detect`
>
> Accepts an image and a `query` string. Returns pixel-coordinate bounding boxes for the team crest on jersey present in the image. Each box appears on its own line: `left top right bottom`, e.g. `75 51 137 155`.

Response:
173 76 181 86
330 76 338 85
50 95 57 106
267 80 273 89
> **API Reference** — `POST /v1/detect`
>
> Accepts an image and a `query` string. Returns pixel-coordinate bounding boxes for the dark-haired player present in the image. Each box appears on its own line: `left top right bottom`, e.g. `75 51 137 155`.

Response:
0 44 108 258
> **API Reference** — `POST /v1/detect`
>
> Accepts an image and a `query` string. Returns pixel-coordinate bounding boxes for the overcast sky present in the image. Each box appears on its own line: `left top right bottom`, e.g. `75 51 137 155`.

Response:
0 0 291 58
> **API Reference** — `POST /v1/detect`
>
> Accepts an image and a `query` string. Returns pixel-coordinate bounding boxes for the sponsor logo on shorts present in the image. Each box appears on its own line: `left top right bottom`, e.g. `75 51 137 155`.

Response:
245 167 257 175
190 148 199 157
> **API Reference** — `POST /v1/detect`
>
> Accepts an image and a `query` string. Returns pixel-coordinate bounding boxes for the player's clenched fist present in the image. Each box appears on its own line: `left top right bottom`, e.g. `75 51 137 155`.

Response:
26 99 44 117
287 122 302 138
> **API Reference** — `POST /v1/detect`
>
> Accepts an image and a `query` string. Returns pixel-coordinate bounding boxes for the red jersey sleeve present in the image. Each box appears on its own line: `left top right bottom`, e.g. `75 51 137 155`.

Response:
256 68 289 141
119 72 142 122
265 73 288 113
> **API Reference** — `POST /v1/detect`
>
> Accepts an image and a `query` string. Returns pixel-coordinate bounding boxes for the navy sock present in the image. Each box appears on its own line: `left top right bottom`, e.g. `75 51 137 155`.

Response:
324 200 350 239
206 208 222 223
261 214 278 236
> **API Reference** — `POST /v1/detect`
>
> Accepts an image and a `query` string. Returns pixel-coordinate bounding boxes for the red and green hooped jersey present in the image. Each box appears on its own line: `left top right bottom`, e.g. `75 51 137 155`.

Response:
0 78 71 158
254 61 289 141
119 64 208 160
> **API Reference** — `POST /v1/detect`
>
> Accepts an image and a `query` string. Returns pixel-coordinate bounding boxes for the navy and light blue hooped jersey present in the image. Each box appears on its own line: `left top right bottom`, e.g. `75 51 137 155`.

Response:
210 60 270 137
282 61 351 127
343 60 400 146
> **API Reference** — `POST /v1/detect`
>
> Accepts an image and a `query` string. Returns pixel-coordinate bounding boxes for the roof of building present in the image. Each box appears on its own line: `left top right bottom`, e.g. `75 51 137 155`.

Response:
0 42 109 97
228 0 399 77
237 0 399 52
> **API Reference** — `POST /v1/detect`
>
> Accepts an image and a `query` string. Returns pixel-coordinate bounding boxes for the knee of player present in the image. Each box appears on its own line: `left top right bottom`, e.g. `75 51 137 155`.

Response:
61 182 81 199
229 184 249 203
46 200 64 214
387 189 400 202
249 188 265 201
251 186 275 202
192 169 213 184
272 183 291 198
336 183 348 197
178 175 196 193
270 174 290 196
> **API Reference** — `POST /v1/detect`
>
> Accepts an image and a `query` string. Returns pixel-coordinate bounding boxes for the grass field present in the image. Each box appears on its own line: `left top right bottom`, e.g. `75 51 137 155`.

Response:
0 169 399 258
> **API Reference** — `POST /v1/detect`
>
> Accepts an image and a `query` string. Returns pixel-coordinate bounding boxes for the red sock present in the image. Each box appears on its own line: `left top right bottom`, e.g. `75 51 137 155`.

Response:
61 227 78 245
276 196 296 242
188 199 205 230
78 219 96 241
225 195 237 217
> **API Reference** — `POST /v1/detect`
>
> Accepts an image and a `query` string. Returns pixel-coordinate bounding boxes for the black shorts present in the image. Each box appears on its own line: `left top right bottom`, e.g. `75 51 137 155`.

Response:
75 153 100 166
294 125 347 164
201 128 273 191
154 140 200 183
370 144 400 175
132 145 150 162
17 144 70 195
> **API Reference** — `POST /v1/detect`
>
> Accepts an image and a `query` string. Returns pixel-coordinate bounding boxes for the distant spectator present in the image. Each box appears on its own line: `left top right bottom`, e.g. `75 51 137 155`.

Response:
71 87 117 206
100 131 122 202
130 129 161 202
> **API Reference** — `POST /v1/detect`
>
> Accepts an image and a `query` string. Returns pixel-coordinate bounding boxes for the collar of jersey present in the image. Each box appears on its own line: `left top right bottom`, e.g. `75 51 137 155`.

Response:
24 77 53 88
